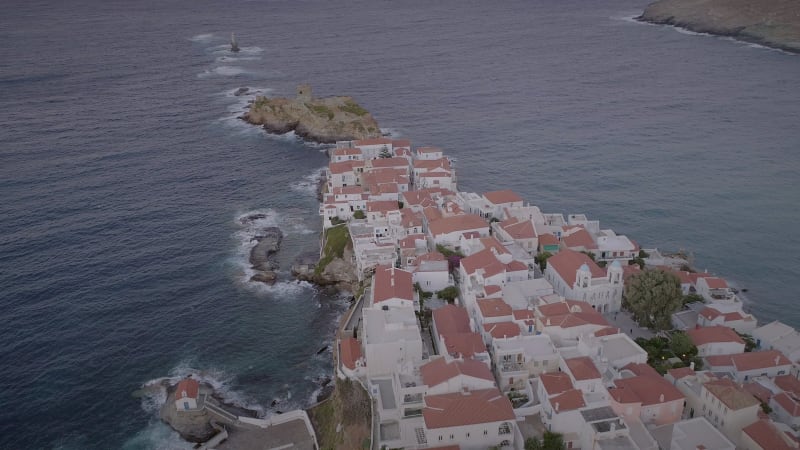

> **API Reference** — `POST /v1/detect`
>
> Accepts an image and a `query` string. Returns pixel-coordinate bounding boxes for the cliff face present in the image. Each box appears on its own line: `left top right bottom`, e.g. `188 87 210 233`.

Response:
241 85 382 144
639 0 800 53
294 225 358 292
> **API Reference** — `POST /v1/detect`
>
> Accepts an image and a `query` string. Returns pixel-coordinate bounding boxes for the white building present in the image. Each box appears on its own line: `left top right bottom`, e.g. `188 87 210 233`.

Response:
411 252 450 293
648 417 735 450
174 378 200 411
420 357 496 395
421 388 516 449
705 350 792 383
699 378 760 446
687 326 746 357
753 321 800 363
362 306 423 377
491 334 559 392
544 249 623 313
427 214 489 249
697 303 757 334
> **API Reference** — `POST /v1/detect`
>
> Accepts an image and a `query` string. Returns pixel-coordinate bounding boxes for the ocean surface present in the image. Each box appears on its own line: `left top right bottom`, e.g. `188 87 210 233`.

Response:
1 0 798 447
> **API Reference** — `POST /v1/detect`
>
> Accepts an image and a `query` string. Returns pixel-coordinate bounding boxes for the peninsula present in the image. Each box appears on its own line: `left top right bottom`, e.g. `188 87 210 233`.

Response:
639 0 800 53
241 85 382 144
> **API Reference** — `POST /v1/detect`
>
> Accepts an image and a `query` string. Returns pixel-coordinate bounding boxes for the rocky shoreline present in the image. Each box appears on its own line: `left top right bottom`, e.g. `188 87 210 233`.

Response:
240 84 382 144
638 0 800 53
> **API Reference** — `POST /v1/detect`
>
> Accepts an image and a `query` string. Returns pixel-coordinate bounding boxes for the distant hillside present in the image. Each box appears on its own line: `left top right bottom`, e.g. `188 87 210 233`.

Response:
639 0 800 53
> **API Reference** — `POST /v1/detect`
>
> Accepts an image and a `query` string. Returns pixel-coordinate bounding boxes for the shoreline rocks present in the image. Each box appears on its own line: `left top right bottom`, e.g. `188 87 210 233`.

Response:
240 213 283 285
240 84 382 144
638 0 800 53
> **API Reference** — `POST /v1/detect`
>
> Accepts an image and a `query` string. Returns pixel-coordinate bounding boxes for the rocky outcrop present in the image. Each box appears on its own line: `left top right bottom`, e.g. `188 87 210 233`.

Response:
160 382 216 442
241 84 382 144
639 0 800 53
312 244 358 291
240 213 283 285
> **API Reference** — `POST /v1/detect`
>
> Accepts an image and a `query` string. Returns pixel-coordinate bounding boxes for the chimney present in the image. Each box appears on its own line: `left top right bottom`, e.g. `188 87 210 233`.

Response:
659 393 665 403
610 422 616 432
776 355 781 366
555 402 559 412
690 361 695 370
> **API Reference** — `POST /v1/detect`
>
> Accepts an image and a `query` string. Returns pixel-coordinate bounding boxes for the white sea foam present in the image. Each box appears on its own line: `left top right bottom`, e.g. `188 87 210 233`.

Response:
121 422 193 450
380 127 401 137
189 33 215 43
198 65 249 78
290 168 326 196
672 27 712 37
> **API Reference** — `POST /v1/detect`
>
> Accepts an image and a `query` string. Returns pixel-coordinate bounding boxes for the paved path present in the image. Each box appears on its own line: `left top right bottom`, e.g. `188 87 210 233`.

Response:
603 310 656 340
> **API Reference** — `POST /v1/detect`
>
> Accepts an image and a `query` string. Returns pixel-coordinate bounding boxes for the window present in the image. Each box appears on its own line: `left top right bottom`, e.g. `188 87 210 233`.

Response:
484 430 488 435
449 434 454 440
439 436 442 441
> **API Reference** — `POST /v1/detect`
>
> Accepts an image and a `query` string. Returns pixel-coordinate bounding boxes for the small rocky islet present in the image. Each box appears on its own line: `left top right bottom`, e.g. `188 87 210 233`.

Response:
240 84 382 144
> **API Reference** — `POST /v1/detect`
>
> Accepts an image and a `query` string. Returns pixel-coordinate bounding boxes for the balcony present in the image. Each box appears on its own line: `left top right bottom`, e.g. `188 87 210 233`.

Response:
500 361 526 373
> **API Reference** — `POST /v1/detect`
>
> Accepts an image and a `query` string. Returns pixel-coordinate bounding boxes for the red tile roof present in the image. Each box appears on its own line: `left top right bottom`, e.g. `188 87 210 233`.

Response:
561 228 597 250
175 378 199 400
702 277 729 289
538 233 559 247
340 337 362 370
354 137 392 146
512 309 535 320
537 300 609 329
775 375 800 397
483 322 521 339
614 375 684 406
546 249 606 286
704 378 760 410
483 190 523 205
773 392 800 417
370 157 409 169
732 350 791 371
420 357 494 388
433 305 471 335
687 326 745 347
367 200 400 214
416 146 442 154
743 420 796 450
423 388 514 429
460 248 502 276
742 382 774 404
328 160 355 175
540 372 575 395
428 214 487 237
608 387 642 404
667 367 696 380
565 356 601 381
594 327 621 337
414 158 451 171
443 333 487 358
373 266 414 304
499 218 537 240
477 298 513 318
332 147 363 156
549 389 586 412
622 362 661 378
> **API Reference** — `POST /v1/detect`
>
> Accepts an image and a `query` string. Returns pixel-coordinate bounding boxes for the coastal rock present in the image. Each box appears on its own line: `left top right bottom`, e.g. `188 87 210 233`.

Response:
249 227 283 271
234 87 249 96
312 243 358 291
160 383 216 443
291 250 319 279
240 84 382 144
639 0 800 53
250 271 277 284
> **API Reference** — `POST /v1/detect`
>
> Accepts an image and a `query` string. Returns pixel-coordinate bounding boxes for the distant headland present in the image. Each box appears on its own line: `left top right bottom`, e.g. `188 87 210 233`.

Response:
638 0 800 53
240 85 382 144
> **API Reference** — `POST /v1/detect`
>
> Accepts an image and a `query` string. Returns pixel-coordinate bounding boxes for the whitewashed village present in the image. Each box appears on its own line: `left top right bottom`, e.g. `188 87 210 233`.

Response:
317 137 800 450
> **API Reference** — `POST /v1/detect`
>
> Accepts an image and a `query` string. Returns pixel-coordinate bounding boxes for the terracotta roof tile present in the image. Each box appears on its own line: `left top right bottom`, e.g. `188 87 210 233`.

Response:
743 420 796 450
483 190 523 205
546 249 605 286
423 388 514 429
540 372 574 395
704 378 759 410
340 337 362 370
483 322 521 339
420 357 494 388
175 378 199 400
561 228 597 250
443 333 487 358
614 376 684 406
477 298 513 318
775 375 800 397
565 356 601 381
433 305 471 335
667 367 696 380
373 266 414 304
354 137 392 146
687 326 745 346
773 392 800 417
428 214 487 237
549 389 586 412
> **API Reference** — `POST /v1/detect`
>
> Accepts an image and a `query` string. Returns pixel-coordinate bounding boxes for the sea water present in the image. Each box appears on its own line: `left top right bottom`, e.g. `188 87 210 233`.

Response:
1 0 798 447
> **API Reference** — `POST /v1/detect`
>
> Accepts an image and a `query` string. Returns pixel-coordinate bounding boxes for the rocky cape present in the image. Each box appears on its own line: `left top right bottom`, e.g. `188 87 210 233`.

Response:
241 84 382 144
639 0 800 53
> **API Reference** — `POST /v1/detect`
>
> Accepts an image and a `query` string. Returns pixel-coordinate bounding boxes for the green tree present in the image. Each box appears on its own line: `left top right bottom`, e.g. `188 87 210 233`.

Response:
378 146 391 158
353 209 366 219
526 432 566 450
682 293 704 306
534 251 552 272
625 269 683 330
670 331 697 360
437 286 459 303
